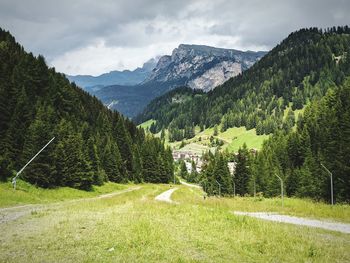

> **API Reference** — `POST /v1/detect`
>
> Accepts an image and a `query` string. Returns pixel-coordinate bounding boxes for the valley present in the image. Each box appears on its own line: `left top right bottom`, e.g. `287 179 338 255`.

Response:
142 121 269 154
80 45 266 117
1 1 350 261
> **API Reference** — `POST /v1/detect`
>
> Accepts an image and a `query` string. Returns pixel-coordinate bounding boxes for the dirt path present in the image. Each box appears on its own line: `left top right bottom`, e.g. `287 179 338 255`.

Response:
155 188 178 203
234 211 350 234
0 186 142 224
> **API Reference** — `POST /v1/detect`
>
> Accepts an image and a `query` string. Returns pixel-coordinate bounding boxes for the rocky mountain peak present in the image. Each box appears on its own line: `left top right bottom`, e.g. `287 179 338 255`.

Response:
146 44 267 91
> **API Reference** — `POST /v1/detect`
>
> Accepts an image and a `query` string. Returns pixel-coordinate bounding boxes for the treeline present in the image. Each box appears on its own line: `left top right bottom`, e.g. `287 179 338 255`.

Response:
190 80 350 202
0 28 173 190
136 27 350 140
252 80 350 202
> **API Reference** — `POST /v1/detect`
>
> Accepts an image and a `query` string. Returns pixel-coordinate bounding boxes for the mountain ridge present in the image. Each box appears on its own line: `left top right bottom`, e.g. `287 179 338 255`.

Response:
66 57 158 92
135 27 350 138
144 44 266 91
94 44 266 117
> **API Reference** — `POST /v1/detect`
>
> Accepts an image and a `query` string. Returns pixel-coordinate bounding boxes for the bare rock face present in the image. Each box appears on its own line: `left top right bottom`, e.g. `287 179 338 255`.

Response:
145 44 266 91
188 61 242 91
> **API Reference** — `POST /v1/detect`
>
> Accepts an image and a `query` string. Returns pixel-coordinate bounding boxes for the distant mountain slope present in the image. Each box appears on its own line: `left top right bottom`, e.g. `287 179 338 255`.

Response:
135 27 350 140
66 58 158 92
94 44 266 117
146 44 266 92
0 28 173 189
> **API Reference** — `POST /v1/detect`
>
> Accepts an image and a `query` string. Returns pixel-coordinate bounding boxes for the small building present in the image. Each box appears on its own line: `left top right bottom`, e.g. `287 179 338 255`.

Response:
172 150 201 163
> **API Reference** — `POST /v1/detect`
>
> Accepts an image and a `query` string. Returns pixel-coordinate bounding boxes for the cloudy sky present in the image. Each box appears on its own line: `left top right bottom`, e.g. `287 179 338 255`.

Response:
0 0 349 76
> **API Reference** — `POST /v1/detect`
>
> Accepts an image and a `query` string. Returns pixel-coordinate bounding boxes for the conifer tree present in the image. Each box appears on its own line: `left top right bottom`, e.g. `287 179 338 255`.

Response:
234 144 251 196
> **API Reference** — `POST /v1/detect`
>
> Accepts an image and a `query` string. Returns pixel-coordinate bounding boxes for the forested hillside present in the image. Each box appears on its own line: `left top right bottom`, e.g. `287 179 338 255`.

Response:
136 27 350 141
0 28 173 190
199 80 350 202
155 27 350 203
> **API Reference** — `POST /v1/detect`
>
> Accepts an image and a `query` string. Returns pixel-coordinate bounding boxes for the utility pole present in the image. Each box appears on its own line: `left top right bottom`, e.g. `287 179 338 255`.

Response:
321 163 334 205
253 176 256 198
215 180 221 197
275 173 284 207
12 137 55 190
233 181 236 197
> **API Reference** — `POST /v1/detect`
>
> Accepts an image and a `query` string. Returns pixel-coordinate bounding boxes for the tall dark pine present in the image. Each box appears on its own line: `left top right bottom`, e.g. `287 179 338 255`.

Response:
114 117 133 179
234 144 251 196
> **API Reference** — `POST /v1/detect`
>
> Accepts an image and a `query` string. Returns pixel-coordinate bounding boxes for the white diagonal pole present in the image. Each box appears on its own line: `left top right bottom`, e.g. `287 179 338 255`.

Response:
12 137 55 189
275 173 284 207
321 163 334 205
215 180 221 196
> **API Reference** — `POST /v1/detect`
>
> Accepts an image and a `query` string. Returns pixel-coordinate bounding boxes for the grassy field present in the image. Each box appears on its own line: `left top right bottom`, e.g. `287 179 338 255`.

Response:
0 180 128 208
221 127 269 152
139 104 308 155
1 182 349 262
168 126 269 154
138 120 270 154
138 119 156 130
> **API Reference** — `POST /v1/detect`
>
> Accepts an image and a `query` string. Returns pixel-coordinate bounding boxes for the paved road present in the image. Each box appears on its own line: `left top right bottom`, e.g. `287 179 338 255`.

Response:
234 211 350 234
155 188 178 203
0 186 142 224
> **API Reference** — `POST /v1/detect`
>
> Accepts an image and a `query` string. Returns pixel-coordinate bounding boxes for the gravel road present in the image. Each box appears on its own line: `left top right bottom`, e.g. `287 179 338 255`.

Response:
234 211 350 234
155 188 178 203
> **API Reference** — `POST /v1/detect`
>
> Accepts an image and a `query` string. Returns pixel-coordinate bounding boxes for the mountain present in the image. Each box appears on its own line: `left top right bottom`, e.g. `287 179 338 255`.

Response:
0 28 174 189
136 27 350 137
93 44 266 117
145 44 266 91
138 26 350 203
66 57 158 92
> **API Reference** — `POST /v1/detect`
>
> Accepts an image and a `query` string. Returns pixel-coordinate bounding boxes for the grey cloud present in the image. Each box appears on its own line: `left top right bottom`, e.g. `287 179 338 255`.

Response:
0 0 349 75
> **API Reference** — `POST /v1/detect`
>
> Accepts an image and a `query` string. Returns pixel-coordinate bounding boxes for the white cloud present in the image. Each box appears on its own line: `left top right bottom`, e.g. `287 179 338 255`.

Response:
51 39 176 76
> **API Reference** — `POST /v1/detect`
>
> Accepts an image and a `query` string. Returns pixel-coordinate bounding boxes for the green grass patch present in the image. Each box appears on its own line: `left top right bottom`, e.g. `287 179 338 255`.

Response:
223 127 269 152
173 187 350 223
0 180 128 208
138 119 156 130
168 126 268 154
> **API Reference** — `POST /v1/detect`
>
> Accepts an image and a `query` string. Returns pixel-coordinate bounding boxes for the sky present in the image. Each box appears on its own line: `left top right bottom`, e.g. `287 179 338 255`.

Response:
0 0 349 76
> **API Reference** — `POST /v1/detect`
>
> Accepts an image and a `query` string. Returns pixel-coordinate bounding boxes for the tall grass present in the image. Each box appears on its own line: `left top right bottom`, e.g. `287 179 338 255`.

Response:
0 184 349 262
0 179 128 207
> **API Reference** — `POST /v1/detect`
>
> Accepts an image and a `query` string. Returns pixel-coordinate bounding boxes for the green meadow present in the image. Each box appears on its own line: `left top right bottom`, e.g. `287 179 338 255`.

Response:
161 125 268 154
1 182 349 262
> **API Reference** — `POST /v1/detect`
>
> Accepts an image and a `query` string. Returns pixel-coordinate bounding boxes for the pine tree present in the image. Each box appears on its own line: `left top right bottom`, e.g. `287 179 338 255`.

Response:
114 117 133 179
213 153 233 195
213 125 218 136
179 160 188 180
132 144 143 183
234 144 251 196
21 106 55 188
188 160 199 183
86 137 104 186
103 139 123 183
